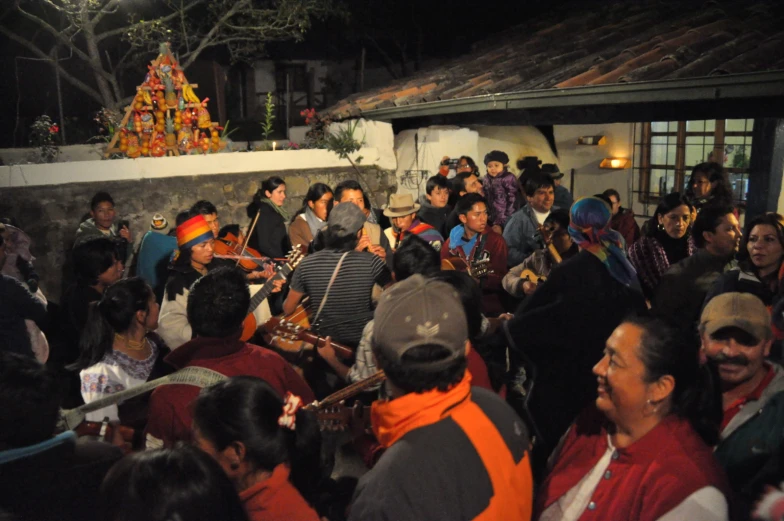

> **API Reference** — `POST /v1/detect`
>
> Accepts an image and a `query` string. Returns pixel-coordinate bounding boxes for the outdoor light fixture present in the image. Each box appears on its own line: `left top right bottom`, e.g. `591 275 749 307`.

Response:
599 158 629 169
577 135 607 146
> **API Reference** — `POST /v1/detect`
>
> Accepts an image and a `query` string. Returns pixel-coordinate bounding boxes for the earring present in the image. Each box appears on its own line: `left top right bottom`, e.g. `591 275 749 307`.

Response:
658 222 664 231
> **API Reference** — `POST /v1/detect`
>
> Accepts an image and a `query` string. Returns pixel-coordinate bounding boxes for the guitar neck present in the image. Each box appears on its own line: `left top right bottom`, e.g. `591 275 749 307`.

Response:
300 332 354 359
248 265 292 314
307 370 386 410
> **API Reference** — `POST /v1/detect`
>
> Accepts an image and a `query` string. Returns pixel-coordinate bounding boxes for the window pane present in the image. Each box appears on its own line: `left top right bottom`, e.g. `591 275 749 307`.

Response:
705 120 715 132
729 173 749 203
650 145 668 165
726 144 751 169
652 135 667 145
685 145 707 167
650 169 676 195
651 122 668 133
668 121 679 132
726 119 747 132
685 135 705 145
668 135 678 145
686 120 705 132
746 119 755 132
667 146 677 165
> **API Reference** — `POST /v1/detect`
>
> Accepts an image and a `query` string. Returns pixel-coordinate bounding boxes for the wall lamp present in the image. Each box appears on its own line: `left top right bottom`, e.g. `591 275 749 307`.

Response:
599 158 630 169
577 135 607 146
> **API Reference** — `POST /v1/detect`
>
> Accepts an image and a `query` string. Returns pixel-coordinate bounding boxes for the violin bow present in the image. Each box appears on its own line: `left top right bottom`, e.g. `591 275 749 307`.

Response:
238 208 262 268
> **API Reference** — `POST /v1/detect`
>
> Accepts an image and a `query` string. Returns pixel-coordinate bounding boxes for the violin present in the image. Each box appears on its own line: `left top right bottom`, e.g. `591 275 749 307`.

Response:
213 231 270 272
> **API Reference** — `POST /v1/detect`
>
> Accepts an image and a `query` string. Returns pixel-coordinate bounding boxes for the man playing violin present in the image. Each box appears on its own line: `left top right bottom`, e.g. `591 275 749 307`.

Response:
441 193 508 316
502 209 578 299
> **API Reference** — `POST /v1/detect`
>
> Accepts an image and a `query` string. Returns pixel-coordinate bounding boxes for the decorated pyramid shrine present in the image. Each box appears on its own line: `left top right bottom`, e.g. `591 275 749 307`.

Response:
105 42 225 158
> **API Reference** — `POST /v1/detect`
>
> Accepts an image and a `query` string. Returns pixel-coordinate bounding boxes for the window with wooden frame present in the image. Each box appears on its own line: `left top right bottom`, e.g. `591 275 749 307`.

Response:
634 119 753 206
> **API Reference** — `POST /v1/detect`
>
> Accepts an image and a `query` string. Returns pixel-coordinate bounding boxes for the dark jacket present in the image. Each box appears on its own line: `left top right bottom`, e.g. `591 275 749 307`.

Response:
0 431 122 521
553 184 573 210
705 265 779 308
0 274 47 357
248 203 291 259
652 249 736 340
610 208 641 248
417 196 452 238
491 251 647 459
503 204 560 267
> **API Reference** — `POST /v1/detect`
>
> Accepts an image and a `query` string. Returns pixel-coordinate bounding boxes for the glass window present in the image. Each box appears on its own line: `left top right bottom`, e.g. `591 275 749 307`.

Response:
634 119 754 205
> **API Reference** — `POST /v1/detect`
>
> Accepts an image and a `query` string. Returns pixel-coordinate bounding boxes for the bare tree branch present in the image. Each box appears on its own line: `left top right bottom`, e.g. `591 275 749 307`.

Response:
0 24 104 104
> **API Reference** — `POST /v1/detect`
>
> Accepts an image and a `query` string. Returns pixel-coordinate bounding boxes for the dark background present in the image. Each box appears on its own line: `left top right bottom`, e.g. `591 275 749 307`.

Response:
0 0 558 148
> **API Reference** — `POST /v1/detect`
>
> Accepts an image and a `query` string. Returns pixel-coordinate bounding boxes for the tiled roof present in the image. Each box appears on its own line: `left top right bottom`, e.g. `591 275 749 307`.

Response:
325 0 784 120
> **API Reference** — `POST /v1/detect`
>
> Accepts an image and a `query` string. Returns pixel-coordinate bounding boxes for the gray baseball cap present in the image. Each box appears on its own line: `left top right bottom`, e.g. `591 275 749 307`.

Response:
373 274 468 371
328 202 366 236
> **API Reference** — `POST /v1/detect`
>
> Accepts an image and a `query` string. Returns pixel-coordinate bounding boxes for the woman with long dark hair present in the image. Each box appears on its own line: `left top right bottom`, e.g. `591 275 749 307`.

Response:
707 212 784 306
100 445 250 521
69 277 170 426
247 176 292 258
685 162 735 212
628 192 696 300
536 316 729 521
192 376 322 521
288 182 333 253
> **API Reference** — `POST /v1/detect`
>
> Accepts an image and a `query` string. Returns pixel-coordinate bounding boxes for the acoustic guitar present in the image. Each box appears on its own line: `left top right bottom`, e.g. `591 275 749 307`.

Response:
441 256 492 278
240 249 304 342
306 370 386 431
262 315 355 360
519 269 546 285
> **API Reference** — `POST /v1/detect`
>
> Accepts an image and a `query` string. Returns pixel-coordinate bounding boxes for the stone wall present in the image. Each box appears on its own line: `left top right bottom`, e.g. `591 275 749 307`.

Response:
0 167 396 302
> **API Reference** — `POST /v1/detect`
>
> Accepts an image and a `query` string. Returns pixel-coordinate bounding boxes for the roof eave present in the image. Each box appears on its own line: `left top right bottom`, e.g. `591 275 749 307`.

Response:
356 71 784 122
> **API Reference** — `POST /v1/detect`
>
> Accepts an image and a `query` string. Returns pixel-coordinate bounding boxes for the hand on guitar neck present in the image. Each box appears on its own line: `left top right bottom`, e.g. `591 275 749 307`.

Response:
536 223 563 265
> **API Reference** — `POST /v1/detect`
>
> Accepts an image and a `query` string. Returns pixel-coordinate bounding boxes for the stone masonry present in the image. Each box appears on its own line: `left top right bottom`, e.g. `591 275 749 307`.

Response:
0 167 397 302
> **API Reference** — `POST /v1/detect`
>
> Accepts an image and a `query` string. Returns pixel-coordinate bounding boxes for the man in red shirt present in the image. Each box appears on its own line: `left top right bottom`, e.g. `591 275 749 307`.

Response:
145 267 314 448
700 292 784 513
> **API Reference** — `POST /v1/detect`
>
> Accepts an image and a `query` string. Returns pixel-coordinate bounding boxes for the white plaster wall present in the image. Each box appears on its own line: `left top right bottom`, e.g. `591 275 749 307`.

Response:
0 147 384 188
328 119 396 172
474 126 558 176
393 127 480 200
554 123 635 201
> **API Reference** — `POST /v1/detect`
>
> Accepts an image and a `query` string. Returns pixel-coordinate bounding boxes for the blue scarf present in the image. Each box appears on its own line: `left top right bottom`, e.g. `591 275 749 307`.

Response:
568 197 639 290
0 431 76 465
449 225 479 257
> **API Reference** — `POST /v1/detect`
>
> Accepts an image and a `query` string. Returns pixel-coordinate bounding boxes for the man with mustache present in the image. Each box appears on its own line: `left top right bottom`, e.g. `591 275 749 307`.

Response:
700 292 784 514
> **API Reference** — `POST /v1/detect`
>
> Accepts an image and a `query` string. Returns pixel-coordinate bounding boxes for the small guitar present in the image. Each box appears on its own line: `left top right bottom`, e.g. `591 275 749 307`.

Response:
441 256 492 278
519 269 546 285
306 370 386 431
240 249 304 341
262 315 355 360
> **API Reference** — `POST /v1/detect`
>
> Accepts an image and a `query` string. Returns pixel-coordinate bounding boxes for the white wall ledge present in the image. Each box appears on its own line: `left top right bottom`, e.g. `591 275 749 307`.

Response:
0 147 392 188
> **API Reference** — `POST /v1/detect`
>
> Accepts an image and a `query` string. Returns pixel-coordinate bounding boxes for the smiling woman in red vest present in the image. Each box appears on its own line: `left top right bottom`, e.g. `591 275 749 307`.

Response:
536 316 730 521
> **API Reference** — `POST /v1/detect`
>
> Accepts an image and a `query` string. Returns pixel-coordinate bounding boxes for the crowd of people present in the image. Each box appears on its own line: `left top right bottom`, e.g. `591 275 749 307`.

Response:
1 152 784 521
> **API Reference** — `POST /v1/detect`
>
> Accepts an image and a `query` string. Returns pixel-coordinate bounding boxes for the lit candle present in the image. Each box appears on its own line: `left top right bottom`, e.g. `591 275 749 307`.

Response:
272 141 277 151
611 158 622 169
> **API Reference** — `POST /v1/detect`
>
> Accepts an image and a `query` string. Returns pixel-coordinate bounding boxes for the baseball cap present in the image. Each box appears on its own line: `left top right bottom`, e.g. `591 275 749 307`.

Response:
700 292 771 342
328 201 366 236
372 274 468 371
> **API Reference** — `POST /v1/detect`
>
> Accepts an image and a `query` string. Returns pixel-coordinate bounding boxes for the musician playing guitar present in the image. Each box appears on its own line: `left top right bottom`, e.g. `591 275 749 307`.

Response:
502 209 579 299
440 194 508 316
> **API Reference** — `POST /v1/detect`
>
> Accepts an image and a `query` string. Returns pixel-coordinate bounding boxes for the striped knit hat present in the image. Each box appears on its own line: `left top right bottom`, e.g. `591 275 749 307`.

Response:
177 214 213 249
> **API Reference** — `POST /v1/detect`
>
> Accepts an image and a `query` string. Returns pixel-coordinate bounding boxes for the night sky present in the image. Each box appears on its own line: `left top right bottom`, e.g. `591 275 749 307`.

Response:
0 0 550 148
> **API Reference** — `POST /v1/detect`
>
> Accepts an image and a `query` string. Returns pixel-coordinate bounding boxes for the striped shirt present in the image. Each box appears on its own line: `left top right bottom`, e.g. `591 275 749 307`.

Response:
290 249 392 346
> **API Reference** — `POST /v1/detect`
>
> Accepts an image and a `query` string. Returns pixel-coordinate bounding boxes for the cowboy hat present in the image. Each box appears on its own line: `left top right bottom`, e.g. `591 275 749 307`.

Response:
383 193 421 218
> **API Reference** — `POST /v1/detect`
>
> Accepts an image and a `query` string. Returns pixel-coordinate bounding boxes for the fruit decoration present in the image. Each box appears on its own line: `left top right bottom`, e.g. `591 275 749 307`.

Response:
104 41 226 158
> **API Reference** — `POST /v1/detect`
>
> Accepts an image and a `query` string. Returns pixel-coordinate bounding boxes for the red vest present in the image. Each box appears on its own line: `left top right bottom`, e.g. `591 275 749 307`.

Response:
535 407 729 521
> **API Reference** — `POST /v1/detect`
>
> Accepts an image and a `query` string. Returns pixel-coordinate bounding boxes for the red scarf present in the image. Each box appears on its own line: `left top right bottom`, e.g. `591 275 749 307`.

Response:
371 372 472 448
